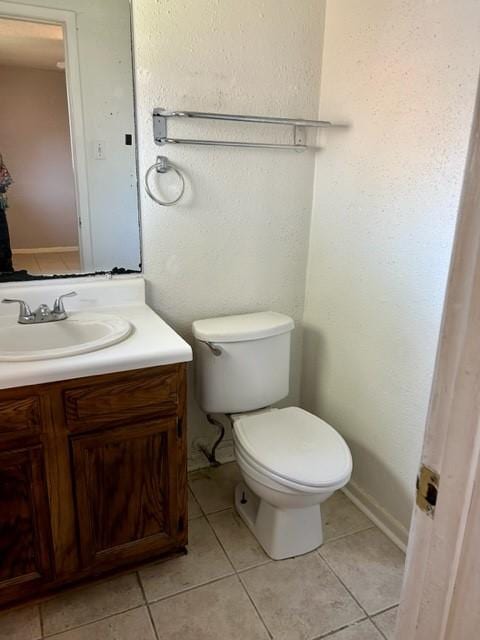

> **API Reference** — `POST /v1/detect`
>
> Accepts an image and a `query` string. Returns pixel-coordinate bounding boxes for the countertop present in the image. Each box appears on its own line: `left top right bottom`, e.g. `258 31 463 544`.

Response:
0 276 193 389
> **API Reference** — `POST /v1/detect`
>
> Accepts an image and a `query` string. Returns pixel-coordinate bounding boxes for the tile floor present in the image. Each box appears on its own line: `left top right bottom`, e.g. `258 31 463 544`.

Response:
0 462 403 640
12 251 81 275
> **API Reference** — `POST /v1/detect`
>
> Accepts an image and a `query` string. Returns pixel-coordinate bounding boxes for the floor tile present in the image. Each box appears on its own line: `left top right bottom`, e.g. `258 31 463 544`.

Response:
60 254 81 272
12 250 80 275
188 488 203 519
319 528 405 615
139 516 234 601
240 552 363 640
326 619 383 639
35 257 66 273
0 605 41 640
208 508 269 571
12 255 39 273
322 492 374 542
49 607 155 640
372 607 398 639
41 572 144 636
189 462 241 514
149 575 269 639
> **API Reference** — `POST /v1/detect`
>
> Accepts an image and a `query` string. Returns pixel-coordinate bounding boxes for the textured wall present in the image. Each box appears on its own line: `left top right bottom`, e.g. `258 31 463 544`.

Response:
302 0 480 537
131 0 325 462
0 65 77 249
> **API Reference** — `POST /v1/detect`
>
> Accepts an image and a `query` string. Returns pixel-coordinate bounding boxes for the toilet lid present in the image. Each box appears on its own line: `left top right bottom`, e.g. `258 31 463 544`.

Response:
233 407 352 488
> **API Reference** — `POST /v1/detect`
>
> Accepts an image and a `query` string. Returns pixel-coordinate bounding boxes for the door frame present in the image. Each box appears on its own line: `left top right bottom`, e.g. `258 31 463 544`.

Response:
0 1 94 271
396 74 480 638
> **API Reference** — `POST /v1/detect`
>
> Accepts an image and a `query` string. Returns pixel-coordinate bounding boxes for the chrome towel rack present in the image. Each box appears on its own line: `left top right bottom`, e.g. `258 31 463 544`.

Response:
145 155 185 206
153 108 334 151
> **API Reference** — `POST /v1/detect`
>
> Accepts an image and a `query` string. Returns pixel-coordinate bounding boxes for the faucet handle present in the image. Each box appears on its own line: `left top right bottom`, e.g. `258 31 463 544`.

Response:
53 291 77 314
2 298 33 321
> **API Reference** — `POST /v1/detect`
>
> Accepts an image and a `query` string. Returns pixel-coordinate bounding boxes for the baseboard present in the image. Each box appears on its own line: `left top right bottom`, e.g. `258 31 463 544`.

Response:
342 481 409 552
12 246 79 255
188 438 235 471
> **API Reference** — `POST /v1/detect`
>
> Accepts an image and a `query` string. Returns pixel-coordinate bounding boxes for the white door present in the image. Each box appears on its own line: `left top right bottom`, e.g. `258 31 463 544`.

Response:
396 74 480 639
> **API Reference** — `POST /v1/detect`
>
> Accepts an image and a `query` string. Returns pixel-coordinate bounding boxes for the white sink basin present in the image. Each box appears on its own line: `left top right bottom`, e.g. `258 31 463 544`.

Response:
0 313 132 361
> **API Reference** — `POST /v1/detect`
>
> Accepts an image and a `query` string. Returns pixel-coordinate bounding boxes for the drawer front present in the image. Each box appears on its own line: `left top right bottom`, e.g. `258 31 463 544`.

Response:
0 396 42 439
64 367 179 433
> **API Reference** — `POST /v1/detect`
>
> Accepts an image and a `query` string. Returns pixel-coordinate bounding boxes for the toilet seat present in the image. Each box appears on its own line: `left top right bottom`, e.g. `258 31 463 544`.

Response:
235 441 342 495
233 407 352 490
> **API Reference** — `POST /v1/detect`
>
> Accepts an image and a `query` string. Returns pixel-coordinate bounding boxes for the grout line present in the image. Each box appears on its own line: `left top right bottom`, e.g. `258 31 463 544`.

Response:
188 513 204 521
135 571 148 605
188 483 240 521
145 572 236 606
324 523 376 544
319 522 401 637
38 603 45 639
145 604 160 639
205 512 272 574
187 483 234 520
202 509 237 573
236 573 273 639
370 620 389 640
43 604 145 639
203 505 236 517
205 503 273 572
369 602 399 617
199 492 273 639
135 572 160 640
311 617 369 640
369 604 399 640
316 550 370 619
235 558 272 574
187 487 202 511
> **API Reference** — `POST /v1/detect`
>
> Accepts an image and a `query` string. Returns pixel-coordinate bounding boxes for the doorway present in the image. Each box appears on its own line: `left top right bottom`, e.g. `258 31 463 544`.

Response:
0 16 80 275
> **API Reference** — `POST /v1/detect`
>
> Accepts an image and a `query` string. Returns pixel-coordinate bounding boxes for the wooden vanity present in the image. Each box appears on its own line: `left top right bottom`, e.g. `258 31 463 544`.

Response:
0 363 187 608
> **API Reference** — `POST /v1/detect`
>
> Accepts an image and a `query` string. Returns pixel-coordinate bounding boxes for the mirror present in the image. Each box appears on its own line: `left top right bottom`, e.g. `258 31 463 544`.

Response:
0 0 141 281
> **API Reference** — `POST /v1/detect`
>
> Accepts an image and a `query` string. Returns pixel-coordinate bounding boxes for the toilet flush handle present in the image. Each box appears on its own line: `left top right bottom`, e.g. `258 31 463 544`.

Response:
204 341 222 356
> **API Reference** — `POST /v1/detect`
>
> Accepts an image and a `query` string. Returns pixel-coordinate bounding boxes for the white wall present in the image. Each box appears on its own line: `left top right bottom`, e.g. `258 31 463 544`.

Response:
0 65 77 250
132 0 325 463
302 0 480 539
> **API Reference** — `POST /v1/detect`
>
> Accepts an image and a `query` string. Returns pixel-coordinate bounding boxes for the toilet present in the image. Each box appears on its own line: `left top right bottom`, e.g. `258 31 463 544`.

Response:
192 311 352 560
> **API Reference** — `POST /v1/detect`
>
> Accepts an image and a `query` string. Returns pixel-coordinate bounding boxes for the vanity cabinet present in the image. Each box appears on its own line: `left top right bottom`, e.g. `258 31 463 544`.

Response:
0 364 187 608
0 446 53 597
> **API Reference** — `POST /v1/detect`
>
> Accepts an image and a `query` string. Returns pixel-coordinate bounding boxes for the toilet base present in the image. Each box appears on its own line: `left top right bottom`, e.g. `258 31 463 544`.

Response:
235 482 323 560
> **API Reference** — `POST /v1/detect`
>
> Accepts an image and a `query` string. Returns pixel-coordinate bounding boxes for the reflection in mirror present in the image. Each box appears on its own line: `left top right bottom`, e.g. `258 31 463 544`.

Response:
0 0 141 281
0 18 79 276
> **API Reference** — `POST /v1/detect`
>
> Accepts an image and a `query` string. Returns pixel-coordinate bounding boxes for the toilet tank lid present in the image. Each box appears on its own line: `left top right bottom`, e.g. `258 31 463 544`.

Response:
192 311 294 343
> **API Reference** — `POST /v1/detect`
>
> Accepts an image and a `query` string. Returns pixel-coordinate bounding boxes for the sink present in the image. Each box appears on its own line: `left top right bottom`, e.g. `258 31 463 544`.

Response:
0 312 132 361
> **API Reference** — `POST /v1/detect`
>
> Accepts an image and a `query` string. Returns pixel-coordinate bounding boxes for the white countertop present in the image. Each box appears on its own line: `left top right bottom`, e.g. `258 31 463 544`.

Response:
0 276 193 389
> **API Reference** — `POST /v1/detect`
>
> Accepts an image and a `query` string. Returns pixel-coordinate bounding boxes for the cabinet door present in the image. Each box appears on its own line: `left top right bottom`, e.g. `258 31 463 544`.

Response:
0 446 53 597
71 418 180 569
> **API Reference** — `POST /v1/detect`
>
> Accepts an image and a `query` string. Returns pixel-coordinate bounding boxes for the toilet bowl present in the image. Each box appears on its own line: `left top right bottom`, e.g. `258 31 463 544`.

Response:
232 407 352 559
192 311 353 560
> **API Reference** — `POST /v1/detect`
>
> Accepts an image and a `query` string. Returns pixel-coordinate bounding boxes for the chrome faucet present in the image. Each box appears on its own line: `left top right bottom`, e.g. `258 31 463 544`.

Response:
1 291 77 324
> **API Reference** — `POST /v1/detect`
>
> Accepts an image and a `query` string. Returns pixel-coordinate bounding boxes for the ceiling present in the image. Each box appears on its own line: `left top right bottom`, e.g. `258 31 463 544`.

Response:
0 18 65 71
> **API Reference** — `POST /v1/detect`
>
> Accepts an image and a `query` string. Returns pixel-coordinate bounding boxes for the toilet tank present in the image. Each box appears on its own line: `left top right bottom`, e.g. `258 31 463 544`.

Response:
192 311 295 414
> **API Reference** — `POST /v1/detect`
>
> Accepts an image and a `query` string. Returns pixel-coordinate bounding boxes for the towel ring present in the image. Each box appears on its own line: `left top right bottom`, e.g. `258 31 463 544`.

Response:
145 155 185 206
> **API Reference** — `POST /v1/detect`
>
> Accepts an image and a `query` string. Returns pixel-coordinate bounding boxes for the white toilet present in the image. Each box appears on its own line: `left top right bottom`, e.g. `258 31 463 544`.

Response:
192 311 352 560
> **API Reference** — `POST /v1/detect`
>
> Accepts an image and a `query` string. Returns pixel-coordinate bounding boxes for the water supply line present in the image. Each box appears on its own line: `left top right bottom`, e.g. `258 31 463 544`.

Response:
199 413 232 466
